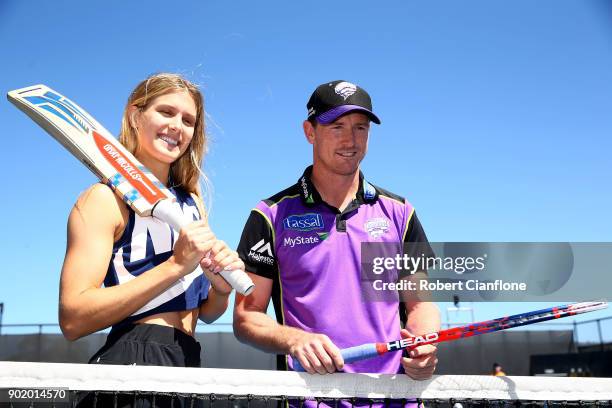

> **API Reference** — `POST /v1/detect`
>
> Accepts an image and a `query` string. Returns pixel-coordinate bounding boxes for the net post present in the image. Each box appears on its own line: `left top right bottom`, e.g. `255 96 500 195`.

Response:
597 318 604 351
573 321 579 352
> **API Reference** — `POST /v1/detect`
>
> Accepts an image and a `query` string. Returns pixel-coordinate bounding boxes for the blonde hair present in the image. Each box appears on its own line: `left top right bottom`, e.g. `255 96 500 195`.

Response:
119 73 208 202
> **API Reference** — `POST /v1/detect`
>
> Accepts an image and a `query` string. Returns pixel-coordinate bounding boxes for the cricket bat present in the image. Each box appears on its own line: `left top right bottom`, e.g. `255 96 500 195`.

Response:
8 84 254 296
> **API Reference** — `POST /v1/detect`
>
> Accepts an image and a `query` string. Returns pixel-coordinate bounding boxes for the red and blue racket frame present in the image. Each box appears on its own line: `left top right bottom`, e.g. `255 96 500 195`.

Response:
293 301 607 372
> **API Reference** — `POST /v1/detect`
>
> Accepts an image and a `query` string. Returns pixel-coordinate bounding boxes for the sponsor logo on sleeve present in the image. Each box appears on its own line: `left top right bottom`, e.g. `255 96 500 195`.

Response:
283 213 324 231
248 239 275 265
365 217 390 239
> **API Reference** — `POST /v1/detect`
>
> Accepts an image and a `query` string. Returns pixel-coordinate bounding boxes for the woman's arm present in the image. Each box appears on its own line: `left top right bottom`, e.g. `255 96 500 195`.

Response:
59 184 214 340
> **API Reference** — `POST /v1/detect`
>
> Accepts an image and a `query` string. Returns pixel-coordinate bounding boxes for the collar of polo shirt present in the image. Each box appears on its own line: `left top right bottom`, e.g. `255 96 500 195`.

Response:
297 166 379 209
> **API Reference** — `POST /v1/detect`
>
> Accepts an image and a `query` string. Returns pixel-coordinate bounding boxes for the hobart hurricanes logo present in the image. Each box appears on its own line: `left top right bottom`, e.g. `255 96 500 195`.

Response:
365 217 390 239
334 81 357 100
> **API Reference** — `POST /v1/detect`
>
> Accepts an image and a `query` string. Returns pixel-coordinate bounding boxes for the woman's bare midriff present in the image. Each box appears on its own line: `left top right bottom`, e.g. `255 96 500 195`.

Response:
135 309 199 336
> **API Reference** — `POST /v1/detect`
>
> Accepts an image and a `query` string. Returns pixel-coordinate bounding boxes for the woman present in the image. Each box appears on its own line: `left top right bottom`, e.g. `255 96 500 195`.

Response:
59 73 243 370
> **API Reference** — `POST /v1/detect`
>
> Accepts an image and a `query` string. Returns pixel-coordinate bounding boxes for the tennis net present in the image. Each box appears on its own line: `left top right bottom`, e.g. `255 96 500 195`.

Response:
1 361 611 407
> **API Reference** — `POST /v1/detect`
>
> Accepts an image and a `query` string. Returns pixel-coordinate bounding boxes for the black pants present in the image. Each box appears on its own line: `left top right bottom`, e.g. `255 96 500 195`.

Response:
89 323 201 367
76 323 203 408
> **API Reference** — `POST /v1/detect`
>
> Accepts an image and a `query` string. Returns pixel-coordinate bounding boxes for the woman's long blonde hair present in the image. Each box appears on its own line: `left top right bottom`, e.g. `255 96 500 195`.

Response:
119 73 207 201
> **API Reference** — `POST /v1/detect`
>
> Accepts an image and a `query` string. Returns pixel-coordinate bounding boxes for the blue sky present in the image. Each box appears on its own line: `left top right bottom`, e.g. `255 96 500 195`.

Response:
1 1 611 341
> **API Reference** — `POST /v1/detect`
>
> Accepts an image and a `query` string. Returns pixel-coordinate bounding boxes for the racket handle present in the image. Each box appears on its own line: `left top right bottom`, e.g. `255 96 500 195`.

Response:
342 343 380 363
293 343 380 372
152 199 255 295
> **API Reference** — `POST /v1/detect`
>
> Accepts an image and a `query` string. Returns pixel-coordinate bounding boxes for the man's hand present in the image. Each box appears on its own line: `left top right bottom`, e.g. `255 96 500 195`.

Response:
289 332 344 374
400 328 438 380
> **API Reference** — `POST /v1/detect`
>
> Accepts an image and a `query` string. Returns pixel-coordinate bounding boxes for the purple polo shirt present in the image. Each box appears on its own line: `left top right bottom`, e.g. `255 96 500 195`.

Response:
237 166 431 376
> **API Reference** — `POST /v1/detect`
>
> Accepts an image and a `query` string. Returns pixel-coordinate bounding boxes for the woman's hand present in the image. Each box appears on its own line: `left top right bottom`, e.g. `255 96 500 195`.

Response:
200 241 245 295
169 221 217 276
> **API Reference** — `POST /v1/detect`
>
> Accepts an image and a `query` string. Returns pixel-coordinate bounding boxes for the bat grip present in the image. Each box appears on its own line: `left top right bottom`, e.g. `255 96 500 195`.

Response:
292 343 380 372
152 199 255 296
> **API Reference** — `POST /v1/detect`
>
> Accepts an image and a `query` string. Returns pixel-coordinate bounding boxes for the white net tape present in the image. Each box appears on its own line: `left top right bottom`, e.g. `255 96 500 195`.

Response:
1 362 612 402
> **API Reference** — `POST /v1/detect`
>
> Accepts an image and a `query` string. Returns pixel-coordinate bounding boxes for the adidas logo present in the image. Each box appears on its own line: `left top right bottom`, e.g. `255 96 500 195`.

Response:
248 239 274 265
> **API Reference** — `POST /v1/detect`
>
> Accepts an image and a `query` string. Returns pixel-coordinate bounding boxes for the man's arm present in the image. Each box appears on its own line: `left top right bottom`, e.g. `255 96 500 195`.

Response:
398 272 441 380
398 209 441 380
234 208 343 374
233 272 343 374
400 293 440 380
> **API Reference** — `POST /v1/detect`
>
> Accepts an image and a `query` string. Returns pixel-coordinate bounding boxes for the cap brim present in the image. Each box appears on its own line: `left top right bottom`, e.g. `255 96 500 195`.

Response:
316 105 381 125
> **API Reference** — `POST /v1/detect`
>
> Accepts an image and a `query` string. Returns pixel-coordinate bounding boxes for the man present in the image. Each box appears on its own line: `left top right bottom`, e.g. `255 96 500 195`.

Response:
234 80 440 379
492 362 506 376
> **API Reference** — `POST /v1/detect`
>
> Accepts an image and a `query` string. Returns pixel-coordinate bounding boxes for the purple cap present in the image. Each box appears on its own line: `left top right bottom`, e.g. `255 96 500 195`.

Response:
307 80 381 125
316 104 380 125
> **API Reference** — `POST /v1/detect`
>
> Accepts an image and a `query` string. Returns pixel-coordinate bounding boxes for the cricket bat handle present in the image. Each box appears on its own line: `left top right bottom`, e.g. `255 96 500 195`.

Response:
152 199 255 295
